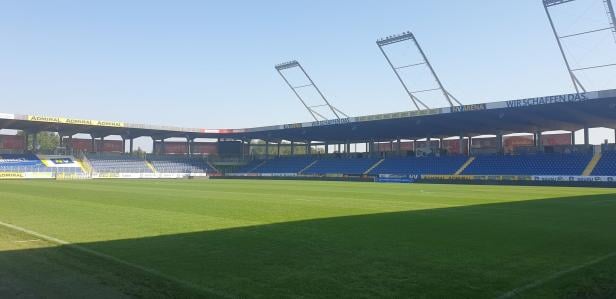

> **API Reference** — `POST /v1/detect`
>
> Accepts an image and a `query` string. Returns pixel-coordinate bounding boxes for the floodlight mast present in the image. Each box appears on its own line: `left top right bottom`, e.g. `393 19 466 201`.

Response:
543 0 616 93
377 31 462 110
275 60 348 121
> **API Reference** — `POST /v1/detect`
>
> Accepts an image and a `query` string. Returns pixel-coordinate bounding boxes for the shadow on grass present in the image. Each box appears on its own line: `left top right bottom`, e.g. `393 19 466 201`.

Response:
1 193 616 298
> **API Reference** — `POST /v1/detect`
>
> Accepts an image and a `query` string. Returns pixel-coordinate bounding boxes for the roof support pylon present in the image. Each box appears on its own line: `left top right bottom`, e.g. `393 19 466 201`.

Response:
275 60 348 121
377 31 462 110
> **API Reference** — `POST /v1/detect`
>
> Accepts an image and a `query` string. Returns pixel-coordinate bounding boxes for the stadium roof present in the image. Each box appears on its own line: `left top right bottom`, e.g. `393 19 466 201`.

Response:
1 89 616 142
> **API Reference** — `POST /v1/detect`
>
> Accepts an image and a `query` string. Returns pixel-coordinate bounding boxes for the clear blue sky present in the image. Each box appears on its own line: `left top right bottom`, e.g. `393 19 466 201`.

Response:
1 0 616 143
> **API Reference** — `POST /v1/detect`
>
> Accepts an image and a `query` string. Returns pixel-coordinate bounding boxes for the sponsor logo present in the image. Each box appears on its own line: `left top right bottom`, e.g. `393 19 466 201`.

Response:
28 115 125 127
452 104 487 113
311 118 351 127
283 123 302 129
0 172 25 179
505 93 588 108
422 175 533 181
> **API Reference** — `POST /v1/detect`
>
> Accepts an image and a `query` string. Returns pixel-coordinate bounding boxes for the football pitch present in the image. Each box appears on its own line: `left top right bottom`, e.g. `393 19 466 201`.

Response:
0 179 615 298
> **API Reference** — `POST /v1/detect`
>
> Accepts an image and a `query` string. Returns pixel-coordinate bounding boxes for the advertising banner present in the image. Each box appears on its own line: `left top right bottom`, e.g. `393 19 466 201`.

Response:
28 115 125 127
543 133 572 146
0 172 54 179
0 172 25 179
532 176 616 182
504 135 534 153
37 155 82 168
0 135 26 150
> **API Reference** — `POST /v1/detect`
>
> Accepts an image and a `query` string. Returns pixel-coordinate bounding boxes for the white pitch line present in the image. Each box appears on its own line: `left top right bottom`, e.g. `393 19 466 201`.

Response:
0 220 234 299
13 239 42 243
497 251 616 298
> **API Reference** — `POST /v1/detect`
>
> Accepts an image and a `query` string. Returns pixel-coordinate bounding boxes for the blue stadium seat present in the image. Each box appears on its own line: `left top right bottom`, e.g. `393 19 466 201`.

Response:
0 154 46 172
463 153 592 176
235 160 264 173
0 154 84 174
592 151 616 176
303 157 379 175
87 154 153 174
148 156 215 173
253 157 315 174
370 156 469 175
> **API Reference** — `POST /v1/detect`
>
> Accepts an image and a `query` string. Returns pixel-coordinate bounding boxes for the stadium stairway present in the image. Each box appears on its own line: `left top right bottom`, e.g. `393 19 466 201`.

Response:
299 160 318 175
454 157 476 175
145 160 158 173
206 161 219 173
248 160 267 173
363 159 385 175
582 152 602 176
77 156 93 174
591 151 616 176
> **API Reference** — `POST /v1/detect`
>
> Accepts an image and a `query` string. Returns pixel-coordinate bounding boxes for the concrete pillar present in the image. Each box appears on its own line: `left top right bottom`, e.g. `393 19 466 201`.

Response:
100 136 105 153
584 127 590 145
371 141 376 157
129 138 134 154
68 135 73 151
412 140 416 152
186 138 192 156
468 136 473 156
91 136 96 153
24 133 29 151
290 141 295 156
306 141 311 155
396 139 401 156
459 136 465 155
439 138 444 150
346 142 351 154
536 132 543 150
32 133 38 152
571 131 576 145
496 133 503 154
325 143 329 154
160 139 165 155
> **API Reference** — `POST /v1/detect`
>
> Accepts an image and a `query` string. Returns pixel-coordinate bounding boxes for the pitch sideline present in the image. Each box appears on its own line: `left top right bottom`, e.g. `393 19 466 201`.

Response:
0 220 235 299
497 250 616 298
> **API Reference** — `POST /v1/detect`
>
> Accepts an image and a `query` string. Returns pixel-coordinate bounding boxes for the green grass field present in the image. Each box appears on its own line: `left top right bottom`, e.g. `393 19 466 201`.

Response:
0 179 615 298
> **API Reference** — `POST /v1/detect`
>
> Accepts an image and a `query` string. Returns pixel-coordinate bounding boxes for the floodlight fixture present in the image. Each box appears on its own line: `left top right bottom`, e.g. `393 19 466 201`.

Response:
376 31 462 110
543 0 616 93
275 60 348 121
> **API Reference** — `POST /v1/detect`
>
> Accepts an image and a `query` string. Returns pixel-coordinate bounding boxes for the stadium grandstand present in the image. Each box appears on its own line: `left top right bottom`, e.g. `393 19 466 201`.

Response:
0 0 615 186
4 1 616 298
1 88 616 184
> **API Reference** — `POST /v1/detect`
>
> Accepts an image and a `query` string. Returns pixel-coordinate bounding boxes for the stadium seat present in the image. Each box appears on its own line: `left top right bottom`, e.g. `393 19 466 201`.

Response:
252 157 315 174
86 154 153 174
302 157 379 175
235 160 264 173
591 151 616 176
148 155 215 173
0 154 83 174
462 153 592 176
370 156 469 176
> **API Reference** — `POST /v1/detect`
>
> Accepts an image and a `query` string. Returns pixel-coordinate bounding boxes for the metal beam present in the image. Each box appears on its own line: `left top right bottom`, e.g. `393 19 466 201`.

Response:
543 0 616 92
275 60 348 120
377 31 462 110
